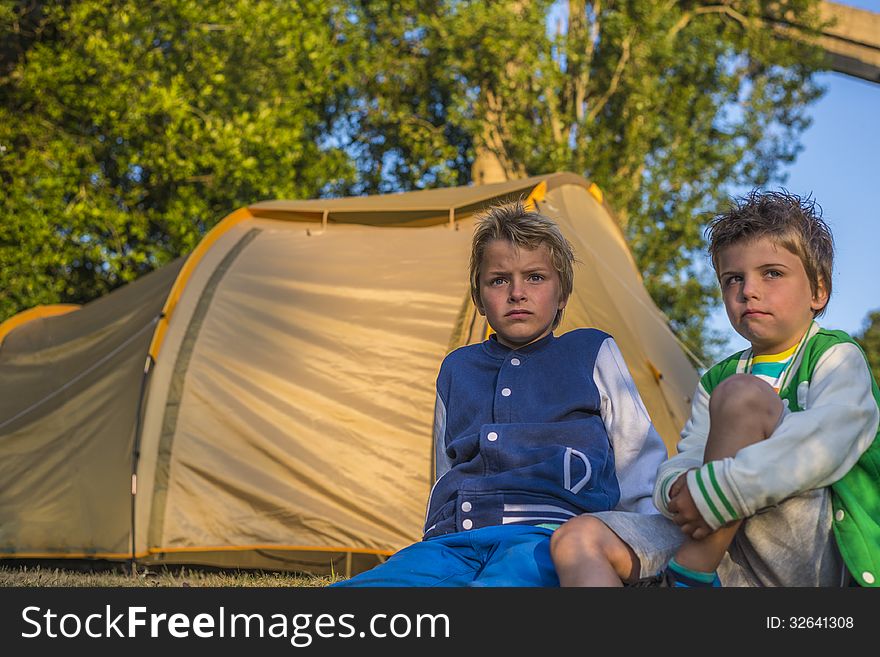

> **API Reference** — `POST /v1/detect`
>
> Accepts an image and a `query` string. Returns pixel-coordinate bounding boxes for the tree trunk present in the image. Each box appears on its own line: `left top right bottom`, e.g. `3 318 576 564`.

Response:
471 144 510 185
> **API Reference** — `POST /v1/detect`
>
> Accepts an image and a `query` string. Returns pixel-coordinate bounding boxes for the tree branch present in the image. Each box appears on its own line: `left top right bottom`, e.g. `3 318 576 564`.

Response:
539 66 565 146
582 0 601 111
669 5 752 40
586 26 633 123
404 115 445 135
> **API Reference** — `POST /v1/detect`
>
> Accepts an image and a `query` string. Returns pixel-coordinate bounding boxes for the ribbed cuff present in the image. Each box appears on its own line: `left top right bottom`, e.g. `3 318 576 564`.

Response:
686 461 739 531
655 470 685 517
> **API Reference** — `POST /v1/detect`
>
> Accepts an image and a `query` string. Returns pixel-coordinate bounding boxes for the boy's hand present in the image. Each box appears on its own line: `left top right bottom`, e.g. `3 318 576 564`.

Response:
668 473 713 540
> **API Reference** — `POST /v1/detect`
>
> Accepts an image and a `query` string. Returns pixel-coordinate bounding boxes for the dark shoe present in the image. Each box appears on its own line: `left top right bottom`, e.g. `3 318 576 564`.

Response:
627 572 668 587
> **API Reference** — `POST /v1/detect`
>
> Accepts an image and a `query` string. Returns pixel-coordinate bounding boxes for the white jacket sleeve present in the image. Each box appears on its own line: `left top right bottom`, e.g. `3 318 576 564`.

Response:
594 337 669 515
653 381 710 517
432 390 451 483
681 343 878 530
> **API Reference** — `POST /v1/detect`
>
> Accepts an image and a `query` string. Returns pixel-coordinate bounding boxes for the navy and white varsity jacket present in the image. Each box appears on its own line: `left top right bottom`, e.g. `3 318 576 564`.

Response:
424 328 667 539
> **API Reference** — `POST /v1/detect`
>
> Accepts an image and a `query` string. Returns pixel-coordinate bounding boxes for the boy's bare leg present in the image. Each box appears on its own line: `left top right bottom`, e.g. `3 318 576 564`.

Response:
672 374 784 573
551 515 639 586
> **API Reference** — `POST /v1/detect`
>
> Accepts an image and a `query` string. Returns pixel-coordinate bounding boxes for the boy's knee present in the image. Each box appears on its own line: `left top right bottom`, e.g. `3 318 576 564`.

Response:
709 374 783 433
551 516 621 564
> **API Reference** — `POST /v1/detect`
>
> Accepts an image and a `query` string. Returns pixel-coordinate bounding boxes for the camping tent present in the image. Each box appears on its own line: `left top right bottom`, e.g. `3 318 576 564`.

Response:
0 172 699 576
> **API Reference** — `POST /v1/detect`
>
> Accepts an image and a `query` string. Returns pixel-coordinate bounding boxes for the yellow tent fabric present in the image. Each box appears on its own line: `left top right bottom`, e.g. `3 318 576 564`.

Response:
0 173 698 576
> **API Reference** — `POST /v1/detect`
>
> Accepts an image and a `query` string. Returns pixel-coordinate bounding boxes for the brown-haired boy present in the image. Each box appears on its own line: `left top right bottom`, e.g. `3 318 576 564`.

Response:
552 189 880 586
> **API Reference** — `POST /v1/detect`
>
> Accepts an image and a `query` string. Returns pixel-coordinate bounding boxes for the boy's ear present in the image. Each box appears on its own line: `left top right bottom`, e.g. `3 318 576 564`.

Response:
811 277 829 313
558 294 569 310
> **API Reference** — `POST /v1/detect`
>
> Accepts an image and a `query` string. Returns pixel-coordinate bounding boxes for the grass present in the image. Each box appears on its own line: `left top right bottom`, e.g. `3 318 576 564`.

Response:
0 564 339 587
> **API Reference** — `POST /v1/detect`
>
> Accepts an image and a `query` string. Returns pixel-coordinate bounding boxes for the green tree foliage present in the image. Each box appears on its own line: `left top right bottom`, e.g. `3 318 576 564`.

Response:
855 310 880 386
0 0 355 320
343 0 827 362
1 1 829 363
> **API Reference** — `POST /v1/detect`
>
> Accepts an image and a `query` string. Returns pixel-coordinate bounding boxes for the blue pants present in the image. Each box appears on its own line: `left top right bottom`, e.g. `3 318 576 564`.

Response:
331 525 558 587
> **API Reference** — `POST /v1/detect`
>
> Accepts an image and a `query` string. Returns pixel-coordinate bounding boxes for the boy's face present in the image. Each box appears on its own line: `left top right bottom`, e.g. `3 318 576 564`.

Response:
477 239 567 350
717 236 828 356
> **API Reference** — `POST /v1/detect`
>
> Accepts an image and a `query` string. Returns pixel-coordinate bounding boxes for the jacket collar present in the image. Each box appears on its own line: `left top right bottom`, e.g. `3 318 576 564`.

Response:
482 331 555 360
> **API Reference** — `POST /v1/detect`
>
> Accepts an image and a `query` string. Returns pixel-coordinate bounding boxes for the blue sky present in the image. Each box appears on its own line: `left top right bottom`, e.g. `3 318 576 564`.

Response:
710 0 880 354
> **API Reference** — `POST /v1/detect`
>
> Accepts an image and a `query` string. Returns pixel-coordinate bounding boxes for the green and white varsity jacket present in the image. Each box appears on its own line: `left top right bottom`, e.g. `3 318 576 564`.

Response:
654 322 880 587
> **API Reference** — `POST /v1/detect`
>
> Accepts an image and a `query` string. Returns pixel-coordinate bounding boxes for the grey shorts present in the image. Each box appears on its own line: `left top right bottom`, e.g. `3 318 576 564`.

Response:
716 487 846 587
589 510 684 578
590 486 847 586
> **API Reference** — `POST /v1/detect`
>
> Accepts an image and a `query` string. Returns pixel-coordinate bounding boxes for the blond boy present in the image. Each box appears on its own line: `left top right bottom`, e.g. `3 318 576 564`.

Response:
335 200 669 586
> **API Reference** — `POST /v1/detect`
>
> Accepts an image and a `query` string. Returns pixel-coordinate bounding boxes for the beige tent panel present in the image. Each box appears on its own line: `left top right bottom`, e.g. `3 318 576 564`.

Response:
134 219 272 557
0 261 183 557
139 219 473 569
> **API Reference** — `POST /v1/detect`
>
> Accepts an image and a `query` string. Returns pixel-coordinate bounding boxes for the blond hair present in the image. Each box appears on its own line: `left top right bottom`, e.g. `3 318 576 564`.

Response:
469 200 575 329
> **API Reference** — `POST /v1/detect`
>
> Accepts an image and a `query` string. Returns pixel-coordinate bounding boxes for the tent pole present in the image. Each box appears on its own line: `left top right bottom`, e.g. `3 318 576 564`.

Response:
130 318 159 575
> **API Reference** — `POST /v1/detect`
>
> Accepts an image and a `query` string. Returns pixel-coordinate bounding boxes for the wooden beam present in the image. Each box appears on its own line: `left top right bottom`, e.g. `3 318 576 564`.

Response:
818 2 880 83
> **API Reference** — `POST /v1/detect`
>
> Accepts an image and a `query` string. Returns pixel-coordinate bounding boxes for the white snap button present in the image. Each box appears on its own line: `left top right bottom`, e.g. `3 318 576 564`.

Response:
462 519 473 530
864 571 875 585
487 431 498 441
501 388 512 397
510 358 521 366
461 501 472 512
835 510 845 522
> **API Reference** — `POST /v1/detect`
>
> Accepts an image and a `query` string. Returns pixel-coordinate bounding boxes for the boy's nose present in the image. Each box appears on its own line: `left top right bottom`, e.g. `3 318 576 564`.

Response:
741 278 760 299
508 282 526 301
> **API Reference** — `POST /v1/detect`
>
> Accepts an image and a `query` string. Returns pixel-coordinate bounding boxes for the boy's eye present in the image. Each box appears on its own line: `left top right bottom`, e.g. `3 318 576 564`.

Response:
723 275 742 287
490 277 507 286
765 270 782 279
527 273 545 282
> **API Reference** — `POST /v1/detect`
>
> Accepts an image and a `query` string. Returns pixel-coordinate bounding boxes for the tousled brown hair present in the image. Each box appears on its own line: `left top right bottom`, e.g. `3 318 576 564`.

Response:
706 189 834 316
